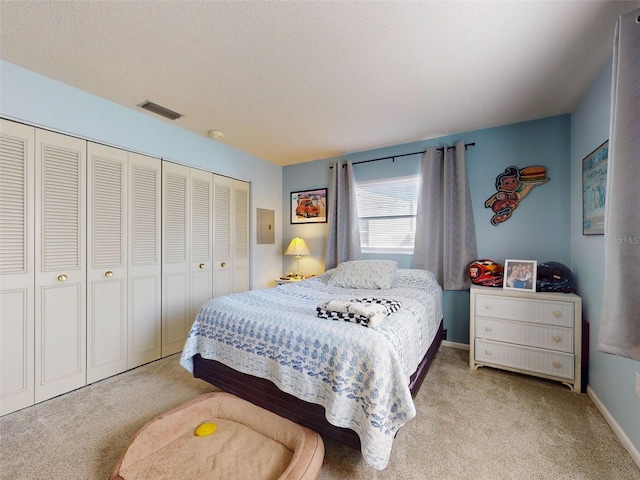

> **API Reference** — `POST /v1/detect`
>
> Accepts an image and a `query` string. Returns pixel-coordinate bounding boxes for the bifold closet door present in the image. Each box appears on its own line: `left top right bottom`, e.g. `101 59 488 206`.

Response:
128 152 161 369
88 145 162 381
34 129 86 403
87 143 128 384
162 162 191 357
232 179 250 293
213 176 250 297
0 120 35 415
189 168 213 325
213 175 233 297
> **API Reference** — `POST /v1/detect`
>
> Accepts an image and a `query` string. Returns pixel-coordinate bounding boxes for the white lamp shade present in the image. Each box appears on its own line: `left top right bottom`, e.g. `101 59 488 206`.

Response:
285 237 310 256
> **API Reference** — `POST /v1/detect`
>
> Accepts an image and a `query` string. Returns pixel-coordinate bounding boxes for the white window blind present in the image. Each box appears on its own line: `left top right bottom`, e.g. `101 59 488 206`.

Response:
355 175 420 253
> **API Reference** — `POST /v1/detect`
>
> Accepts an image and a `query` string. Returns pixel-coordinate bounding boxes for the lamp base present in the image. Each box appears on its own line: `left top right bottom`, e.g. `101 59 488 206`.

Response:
294 255 304 280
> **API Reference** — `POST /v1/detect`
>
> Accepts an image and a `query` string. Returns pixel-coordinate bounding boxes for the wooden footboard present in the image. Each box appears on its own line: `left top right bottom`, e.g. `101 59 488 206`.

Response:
192 320 445 450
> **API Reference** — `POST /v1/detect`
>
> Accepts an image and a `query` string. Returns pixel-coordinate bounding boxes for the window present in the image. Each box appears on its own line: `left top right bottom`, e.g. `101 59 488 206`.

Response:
355 175 420 254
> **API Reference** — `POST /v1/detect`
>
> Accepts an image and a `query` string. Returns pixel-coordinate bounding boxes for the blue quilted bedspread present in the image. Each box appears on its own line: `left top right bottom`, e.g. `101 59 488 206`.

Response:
180 269 442 470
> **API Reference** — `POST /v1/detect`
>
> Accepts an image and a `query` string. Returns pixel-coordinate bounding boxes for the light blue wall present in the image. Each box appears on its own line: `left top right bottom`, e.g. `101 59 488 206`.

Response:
283 115 572 344
0 60 284 289
571 57 640 453
283 59 639 458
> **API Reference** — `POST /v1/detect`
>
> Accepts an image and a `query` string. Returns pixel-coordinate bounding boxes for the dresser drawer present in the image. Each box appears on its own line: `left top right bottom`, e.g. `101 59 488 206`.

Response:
475 339 574 380
475 294 573 327
475 317 573 353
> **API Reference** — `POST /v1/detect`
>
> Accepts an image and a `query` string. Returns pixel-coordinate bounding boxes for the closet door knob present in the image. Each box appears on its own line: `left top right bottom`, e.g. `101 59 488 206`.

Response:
104 271 113 278
221 262 226 267
57 273 68 282
199 263 205 269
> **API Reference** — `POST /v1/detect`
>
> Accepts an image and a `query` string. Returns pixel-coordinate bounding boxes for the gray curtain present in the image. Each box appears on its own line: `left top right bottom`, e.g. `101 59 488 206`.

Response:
325 161 361 270
412 141 478 290
597 8 640 361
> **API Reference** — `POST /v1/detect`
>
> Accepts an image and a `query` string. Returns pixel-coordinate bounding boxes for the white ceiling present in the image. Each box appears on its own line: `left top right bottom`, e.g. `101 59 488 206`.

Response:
0 1 636 166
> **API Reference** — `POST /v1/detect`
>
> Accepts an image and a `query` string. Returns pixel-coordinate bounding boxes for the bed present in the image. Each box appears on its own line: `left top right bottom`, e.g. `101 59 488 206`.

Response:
180 261 444 470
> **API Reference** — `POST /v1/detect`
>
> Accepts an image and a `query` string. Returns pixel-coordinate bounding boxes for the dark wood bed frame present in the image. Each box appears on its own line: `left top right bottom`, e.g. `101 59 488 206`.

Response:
192 320 445 450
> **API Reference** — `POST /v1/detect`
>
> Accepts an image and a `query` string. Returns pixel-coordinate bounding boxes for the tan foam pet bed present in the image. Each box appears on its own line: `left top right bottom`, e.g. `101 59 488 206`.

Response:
111 392 324 480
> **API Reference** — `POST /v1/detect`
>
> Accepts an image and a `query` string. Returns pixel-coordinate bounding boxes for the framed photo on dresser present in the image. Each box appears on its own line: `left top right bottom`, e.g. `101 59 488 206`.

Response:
503 259 537 292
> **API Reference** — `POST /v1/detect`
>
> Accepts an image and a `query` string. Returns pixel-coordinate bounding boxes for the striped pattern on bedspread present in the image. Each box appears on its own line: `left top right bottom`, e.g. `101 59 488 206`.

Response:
180 269 442 470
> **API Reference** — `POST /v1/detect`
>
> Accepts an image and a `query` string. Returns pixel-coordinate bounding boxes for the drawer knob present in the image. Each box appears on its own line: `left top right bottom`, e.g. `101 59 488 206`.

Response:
484 304 492 310
552 335 562 342
485 350 492 356
553 361 562 369
553 310 562 317
485 326 492 332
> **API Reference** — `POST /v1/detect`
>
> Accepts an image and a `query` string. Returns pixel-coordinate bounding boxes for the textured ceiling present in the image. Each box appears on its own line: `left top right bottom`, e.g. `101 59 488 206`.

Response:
0 1 636 165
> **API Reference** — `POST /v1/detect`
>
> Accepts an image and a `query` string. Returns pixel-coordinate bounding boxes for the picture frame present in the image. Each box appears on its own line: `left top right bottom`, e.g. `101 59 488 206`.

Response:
503 259 537 292
582 140 608 235
290 188 327 224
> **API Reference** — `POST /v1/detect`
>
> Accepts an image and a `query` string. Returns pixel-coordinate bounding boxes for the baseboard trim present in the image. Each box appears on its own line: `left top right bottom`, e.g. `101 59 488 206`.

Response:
441 340 469 350
587 386 640 469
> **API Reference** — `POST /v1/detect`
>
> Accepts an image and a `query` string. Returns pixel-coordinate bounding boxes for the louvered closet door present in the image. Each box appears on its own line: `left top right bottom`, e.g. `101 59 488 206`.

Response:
128 152 161 369
0 120 35 415
87 143 127 383
162 162 190 357
213 175 233 297
232 180 250 293
34 129 86 403
190 169 213 324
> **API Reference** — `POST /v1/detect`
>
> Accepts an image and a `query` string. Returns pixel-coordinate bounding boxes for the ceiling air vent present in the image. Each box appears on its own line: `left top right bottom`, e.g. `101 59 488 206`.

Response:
137 100 183 120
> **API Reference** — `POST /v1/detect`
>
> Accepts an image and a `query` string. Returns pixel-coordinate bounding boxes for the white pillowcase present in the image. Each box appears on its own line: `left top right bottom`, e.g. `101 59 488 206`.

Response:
327 260 398 289
390 269 440 291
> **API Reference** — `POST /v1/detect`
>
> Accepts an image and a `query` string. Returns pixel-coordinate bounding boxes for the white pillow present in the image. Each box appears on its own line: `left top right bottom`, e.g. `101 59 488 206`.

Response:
327 260 398 289
391 269 441 292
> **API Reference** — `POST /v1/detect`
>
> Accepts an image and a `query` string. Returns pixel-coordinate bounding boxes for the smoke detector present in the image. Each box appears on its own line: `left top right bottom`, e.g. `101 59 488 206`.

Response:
208 130 224 140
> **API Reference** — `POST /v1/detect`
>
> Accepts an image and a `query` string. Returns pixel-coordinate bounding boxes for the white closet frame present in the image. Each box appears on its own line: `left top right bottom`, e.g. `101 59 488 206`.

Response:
0 118 250 415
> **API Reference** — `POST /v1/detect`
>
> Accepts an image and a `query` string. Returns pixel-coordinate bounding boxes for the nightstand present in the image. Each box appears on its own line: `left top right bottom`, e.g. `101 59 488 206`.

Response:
274 277 302 286
470 285 583 392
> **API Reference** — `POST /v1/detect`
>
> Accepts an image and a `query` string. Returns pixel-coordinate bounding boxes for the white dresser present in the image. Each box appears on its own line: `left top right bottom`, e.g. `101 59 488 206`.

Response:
470 285 582 392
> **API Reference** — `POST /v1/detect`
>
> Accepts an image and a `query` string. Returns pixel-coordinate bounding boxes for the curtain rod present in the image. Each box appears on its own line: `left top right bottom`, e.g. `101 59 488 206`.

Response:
330 142 475 168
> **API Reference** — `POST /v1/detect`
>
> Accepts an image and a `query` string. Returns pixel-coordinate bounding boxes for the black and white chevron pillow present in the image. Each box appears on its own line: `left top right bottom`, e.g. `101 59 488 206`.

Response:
350 298 403 314
316 307 370 325
316 298 403 327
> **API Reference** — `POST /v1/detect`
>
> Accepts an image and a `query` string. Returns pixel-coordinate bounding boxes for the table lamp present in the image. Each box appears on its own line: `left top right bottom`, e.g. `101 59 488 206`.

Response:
284 237 310 279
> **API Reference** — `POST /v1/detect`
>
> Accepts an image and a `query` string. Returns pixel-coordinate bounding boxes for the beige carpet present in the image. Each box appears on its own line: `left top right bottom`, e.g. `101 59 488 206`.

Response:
1 347 638 480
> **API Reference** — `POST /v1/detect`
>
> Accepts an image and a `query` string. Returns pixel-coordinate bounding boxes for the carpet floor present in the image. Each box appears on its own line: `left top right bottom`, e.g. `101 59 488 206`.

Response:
0 346 638 479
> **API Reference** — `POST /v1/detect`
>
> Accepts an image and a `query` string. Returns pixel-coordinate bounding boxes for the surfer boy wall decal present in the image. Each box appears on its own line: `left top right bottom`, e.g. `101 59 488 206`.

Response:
484 165 549 225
